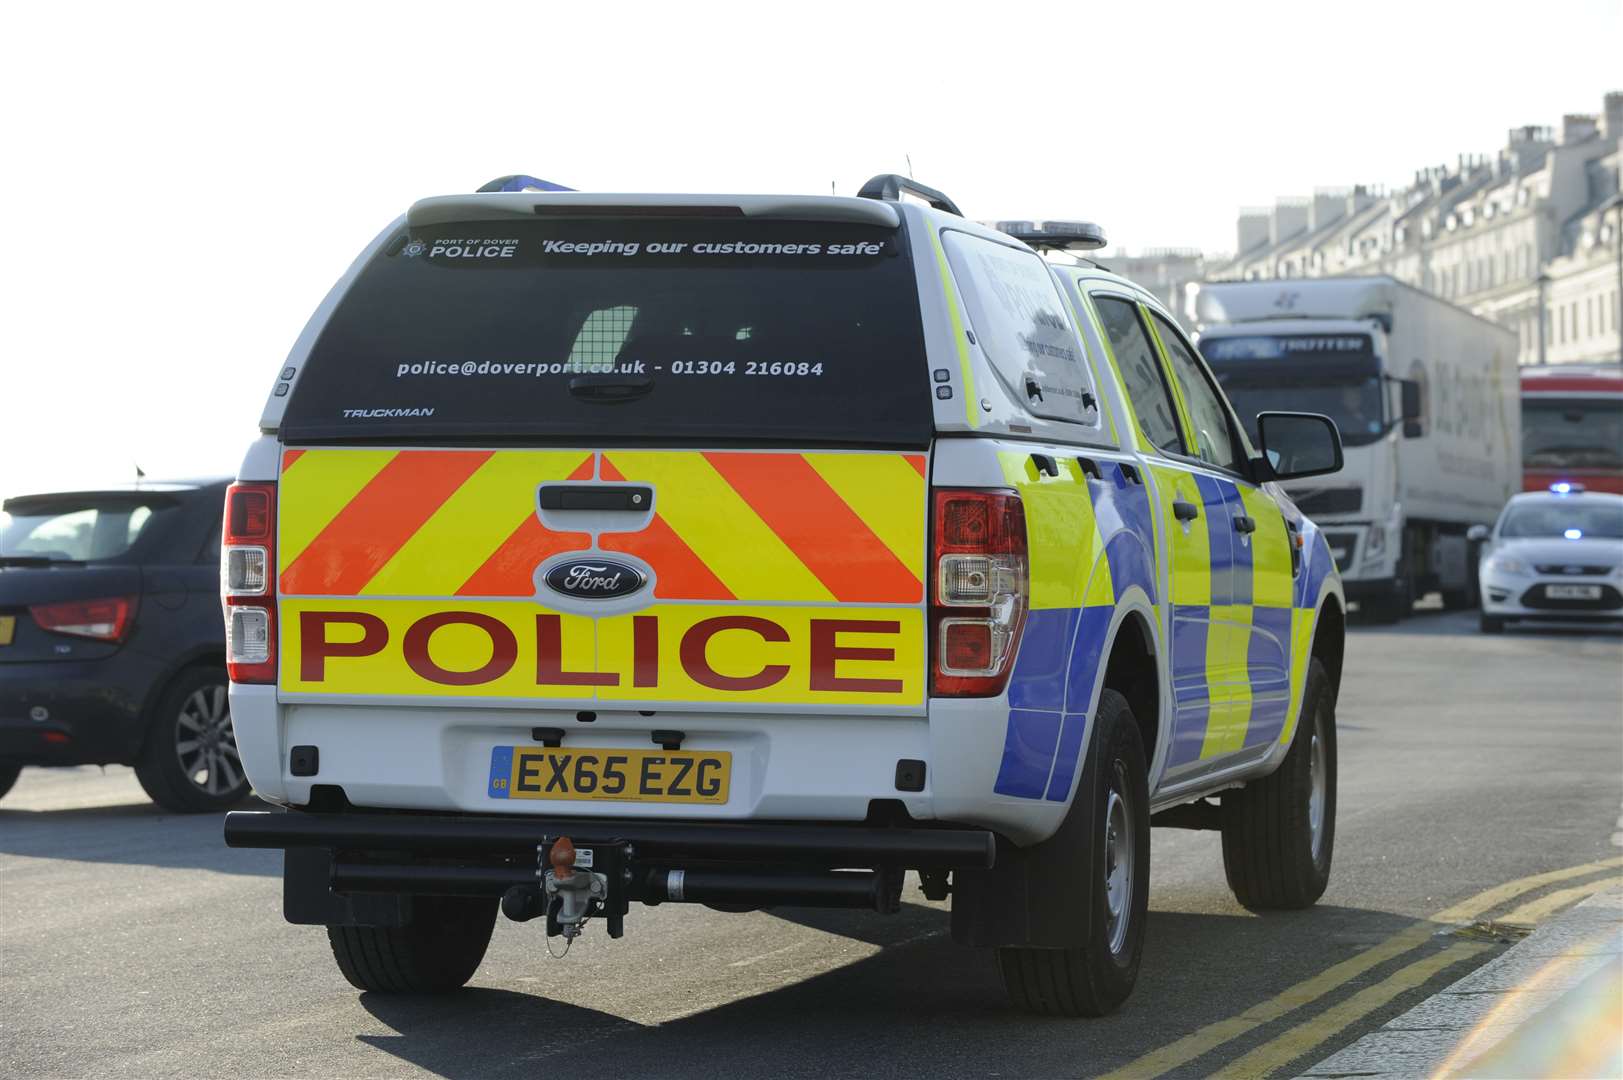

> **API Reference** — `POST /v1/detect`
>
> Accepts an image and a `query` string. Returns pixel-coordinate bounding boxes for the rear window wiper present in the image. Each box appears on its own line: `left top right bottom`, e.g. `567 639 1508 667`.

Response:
568 374 654 404
0 555 87 567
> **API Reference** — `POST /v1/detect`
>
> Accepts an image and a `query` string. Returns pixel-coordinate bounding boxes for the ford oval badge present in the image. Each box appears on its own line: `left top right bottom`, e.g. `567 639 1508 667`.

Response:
545 559 646 600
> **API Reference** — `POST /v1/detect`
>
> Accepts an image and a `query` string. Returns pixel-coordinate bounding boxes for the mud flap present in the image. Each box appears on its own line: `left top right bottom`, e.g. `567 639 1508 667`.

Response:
283 847 411 928
949 731 1099 949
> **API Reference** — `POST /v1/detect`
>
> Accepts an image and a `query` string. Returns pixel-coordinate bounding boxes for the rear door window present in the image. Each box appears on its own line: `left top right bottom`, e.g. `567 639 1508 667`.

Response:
1092 297 1183 454
940 231 1101 428
282 219 931 447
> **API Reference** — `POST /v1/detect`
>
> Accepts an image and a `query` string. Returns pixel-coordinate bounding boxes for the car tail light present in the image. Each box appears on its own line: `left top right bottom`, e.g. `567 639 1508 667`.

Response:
29 596 138 641
930 489 1027 696
223 482 277 684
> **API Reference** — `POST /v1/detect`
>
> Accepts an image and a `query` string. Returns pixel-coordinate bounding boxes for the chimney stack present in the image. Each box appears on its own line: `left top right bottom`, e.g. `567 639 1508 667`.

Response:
1603 91 1623 141
1236 209 1270 255
1562 113 1598 144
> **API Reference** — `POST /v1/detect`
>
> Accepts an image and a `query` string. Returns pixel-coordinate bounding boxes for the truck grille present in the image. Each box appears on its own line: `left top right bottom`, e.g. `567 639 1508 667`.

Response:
1290 487 1362 516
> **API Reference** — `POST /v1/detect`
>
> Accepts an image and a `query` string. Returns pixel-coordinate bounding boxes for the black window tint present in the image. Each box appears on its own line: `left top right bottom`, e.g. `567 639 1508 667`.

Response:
282 219 931 447
1094 297 1182 454
1151 312 1242 473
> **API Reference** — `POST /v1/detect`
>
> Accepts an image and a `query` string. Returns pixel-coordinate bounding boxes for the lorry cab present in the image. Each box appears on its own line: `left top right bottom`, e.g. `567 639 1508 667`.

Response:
1189 277 1520 622
222 177 1347 1018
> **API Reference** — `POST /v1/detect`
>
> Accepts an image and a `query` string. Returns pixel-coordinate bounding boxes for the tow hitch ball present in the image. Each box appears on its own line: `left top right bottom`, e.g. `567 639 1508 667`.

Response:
543 837 605 941
501 836 628 943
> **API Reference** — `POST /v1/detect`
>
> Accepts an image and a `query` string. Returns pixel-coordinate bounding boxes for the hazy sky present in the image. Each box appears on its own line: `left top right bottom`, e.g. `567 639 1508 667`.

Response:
3 0 1619 499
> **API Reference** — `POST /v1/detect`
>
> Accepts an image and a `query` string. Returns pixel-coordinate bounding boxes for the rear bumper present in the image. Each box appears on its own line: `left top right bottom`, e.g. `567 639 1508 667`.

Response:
0 655 157 763
223 807 995 867
225 808 997 924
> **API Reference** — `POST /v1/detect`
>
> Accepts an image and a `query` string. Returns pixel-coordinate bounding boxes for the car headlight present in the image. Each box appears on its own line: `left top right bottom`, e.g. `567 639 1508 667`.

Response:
1486 555 1530 576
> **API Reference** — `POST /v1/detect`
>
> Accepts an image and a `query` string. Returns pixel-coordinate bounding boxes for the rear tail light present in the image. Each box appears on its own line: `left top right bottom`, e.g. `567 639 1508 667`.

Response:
930 489 1028 696
223 482 277 683
29 596 138 641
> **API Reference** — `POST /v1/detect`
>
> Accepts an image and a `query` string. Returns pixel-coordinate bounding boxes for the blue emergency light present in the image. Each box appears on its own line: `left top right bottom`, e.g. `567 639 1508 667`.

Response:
1549 481 1586 495
477 175 576 193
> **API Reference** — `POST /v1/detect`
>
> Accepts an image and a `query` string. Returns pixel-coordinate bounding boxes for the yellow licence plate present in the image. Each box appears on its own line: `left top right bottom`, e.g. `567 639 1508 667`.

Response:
0 615 14 647
487 745 731 805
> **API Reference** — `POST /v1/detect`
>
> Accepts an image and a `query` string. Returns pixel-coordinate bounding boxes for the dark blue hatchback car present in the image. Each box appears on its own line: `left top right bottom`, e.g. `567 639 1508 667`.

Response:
0 478 247 811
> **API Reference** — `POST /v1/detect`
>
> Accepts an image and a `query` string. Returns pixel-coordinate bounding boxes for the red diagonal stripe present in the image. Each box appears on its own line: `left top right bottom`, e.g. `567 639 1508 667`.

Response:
281 450 493 595
281 449 306 472
703 452 921 603
598 458 733 600
906 454 927 478
457 456 594 596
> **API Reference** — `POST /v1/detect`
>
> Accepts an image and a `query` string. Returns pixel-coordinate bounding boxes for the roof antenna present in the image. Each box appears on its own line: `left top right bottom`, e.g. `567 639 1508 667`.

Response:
905 154 914 179
831 180 836 196
134 463 146 486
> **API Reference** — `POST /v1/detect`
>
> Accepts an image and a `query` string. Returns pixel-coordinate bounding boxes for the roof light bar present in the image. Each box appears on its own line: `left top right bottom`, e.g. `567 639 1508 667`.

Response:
1549 482 1586 494
477 175 576 193
995 219 1108 252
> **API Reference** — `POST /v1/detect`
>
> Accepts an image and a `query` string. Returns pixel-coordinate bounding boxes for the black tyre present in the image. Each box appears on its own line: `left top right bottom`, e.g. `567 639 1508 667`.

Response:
1479 614 1505 634
0 762 21 802
1221 658 1336 910
997 689 1150 1017
327 896 498 993
134 667 250 813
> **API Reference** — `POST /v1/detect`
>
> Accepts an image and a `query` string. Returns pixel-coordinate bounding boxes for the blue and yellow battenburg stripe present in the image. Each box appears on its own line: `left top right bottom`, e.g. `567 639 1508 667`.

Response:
990 451 1159 802
990 450 1333 801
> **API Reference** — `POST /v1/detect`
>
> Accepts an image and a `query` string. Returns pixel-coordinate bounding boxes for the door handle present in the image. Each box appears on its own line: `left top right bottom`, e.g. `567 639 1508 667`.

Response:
1030 453 1059 477
539 485 653 511
1233 514 1257 534
1173 499 1200 522
1075 456 1103 480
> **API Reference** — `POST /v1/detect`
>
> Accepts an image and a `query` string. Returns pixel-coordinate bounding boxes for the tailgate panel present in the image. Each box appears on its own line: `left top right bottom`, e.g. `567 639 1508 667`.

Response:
277 448 926 711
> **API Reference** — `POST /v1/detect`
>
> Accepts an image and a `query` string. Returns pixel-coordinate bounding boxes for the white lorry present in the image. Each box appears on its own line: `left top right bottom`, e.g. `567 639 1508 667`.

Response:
1189 276 1520 620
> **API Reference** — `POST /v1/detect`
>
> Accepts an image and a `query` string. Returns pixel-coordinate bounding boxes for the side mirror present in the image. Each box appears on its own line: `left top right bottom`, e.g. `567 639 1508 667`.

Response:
1256 412 1344 481
1466 524 1491 543
1400 379 1423 438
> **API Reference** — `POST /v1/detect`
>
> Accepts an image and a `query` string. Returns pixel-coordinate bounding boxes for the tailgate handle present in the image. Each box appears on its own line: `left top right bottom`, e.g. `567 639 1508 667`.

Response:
539 485 653 512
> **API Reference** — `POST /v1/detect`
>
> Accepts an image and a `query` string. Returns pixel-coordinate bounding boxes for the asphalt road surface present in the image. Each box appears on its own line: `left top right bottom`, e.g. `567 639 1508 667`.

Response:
3 610 1620 1079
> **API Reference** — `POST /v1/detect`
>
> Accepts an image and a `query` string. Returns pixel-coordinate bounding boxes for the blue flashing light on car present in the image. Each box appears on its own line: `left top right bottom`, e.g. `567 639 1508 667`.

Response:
1549 481 1586 495
1564 527 1584 540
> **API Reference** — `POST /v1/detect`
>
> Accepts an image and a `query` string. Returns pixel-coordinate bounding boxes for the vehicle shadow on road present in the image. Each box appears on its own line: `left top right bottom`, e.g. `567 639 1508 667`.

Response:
0 798 276 877
350 901 1427 1080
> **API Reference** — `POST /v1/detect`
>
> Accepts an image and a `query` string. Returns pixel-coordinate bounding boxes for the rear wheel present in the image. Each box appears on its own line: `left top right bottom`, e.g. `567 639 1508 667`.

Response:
1479 614 1506 634
134 667 250 813
0 762 21 802
1220 658 1336 909
997 689 1150 1017
327 896 498 993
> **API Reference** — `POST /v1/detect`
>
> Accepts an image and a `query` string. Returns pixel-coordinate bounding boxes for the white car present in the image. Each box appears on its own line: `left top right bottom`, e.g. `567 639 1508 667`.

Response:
1474 485 1623 633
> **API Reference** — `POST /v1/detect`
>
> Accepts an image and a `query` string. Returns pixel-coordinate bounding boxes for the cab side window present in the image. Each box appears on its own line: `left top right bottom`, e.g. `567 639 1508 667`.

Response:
1150 312 1243 474
1094 297 1182 454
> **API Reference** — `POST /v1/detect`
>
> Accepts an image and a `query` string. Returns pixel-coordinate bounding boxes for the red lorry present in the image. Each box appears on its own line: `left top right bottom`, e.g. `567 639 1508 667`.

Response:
1521 363 1623 495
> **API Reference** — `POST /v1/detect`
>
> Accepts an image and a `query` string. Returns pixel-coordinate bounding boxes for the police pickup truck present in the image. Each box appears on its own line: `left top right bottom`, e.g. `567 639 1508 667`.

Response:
222 175 1347 1016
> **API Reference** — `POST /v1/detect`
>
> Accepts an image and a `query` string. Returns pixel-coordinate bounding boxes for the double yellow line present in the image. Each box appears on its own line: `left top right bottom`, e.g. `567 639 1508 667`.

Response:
1098 856 1623 1080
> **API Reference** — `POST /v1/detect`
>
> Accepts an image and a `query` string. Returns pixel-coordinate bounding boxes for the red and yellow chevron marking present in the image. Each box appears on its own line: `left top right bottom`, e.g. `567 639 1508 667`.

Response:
277 448 926 603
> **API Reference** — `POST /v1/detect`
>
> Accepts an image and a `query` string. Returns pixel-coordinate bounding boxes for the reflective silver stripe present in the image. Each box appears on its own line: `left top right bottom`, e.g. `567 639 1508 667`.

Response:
667 869 685 902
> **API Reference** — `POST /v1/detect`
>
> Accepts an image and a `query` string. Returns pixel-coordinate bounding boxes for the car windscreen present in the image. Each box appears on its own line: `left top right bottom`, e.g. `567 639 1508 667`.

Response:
0 495 176 563
1499 500 1623 540
280 217 931 447
1522 397 1623 470
1203 334 1385 447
